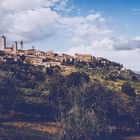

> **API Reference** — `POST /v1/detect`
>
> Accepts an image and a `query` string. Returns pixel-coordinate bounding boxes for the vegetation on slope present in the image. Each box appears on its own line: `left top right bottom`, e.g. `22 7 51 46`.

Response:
0 62 140 140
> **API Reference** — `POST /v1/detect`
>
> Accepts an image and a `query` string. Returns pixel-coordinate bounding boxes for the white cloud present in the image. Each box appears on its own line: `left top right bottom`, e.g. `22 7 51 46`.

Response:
0 0 113 48
0 0 63 42
9 8 59 41
0 0 62 12
133 36 140 41
0 0 140 70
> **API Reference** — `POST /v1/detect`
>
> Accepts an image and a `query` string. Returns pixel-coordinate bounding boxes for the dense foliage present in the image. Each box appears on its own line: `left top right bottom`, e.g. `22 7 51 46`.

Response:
0 63 140 140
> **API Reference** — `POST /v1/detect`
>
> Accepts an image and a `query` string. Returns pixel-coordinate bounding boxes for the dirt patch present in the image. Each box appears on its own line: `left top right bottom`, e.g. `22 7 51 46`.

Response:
1 121 60 135
122 136 140 140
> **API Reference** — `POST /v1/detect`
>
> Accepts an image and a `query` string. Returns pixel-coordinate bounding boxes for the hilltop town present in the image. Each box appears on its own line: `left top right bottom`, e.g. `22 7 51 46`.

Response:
0 35 123 70
0 35 140 140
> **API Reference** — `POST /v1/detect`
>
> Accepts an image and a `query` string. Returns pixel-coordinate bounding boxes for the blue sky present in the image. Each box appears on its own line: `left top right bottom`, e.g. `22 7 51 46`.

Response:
0 0 140 70
74 0 140 36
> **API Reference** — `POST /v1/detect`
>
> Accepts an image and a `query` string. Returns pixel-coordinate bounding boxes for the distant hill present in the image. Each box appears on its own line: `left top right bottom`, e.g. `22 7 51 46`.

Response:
135 71 140 74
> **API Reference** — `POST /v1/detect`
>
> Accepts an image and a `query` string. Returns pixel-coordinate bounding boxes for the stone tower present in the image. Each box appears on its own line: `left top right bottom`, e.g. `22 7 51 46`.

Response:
20 40 23 49
1 35 6 51
13 41 17 54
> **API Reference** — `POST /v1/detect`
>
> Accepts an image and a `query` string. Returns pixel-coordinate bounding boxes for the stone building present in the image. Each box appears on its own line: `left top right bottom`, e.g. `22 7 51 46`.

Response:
59 53 74 63
74 53 94 62
13 41 17 54
25 56 43 66
1 35 6 50
1 35 18 54
25 49 45 58
45 50 58 59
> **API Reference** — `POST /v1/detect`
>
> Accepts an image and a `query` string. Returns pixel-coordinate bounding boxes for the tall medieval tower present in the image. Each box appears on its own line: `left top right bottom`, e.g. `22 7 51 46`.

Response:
13 41 17 54
20 40 23 49
1 35 6 51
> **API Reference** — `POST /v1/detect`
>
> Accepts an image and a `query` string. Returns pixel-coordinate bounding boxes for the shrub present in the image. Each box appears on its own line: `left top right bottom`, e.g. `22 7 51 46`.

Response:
66 72 89 87
121 82 136 96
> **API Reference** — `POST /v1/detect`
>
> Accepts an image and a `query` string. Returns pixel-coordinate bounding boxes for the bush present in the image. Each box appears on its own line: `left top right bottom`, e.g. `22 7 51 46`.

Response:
121 82 136 96
59 106 110 140
0 76 17 114
66 72 89 87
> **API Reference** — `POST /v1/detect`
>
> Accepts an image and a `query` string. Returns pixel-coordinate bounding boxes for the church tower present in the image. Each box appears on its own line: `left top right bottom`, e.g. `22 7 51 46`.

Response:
1 35 6 51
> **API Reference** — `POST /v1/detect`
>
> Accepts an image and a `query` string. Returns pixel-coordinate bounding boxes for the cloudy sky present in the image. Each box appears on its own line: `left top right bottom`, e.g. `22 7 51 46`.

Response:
0 0 140 70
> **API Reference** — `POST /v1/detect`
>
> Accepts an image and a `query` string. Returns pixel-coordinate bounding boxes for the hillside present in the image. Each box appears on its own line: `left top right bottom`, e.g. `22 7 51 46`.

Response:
0 0 140 139
0 49 139 82
0 52 140 140
135 71 140 74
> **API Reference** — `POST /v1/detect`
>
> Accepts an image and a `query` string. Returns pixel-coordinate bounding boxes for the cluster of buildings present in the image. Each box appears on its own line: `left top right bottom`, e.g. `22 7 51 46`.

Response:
0 35 123 73
0 35 96 68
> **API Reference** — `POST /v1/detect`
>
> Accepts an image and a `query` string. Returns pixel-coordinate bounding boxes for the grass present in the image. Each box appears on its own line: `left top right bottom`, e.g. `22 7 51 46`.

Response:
61 66 78 76
104 80 140 95
131 82 140 95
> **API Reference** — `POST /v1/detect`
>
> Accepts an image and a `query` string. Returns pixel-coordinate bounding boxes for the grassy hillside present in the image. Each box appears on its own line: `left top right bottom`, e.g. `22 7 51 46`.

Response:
0 62 140 140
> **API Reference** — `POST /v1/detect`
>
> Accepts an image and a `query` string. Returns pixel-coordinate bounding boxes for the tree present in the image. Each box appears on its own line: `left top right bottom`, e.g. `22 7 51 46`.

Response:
66 72 89 87
58 82 115 140
121 82 136 96
0 76 17 114
59 106 110 140
131 75 138 82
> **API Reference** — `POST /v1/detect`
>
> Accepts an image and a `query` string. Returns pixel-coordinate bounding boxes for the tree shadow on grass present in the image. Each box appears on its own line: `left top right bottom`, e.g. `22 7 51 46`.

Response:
0 123 56 140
